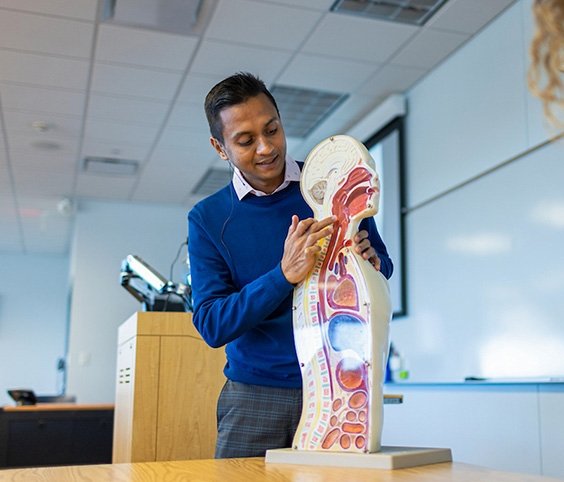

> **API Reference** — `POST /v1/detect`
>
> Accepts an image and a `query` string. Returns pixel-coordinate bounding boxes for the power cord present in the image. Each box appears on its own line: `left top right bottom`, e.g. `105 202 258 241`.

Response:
162 239 188 312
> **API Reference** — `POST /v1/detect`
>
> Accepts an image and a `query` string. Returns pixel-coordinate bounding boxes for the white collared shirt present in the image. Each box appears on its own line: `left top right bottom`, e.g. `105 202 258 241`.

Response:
232 155 301 200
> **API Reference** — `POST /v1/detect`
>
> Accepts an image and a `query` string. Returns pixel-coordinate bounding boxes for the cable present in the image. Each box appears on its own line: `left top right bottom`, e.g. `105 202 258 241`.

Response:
170 239 188 281
162 292 172 312
161 239 188 312
220 162 236 266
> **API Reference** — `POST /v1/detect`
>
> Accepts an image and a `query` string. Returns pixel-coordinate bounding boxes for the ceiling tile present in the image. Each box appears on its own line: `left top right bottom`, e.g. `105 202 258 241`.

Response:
75 172 137 200
0 50 90 90
261 0 334 10
90 63 183 100
16 195 65 211
427 0 515 35
156 125 212 152
150 139 215 166
205 0 322 50
0 0 98 21
9 150 78 171
190 40 292 84
0 183 15 207
83 119 160 146
80 138 151 163
166 101 208 130
177 73 223 103
3 111 82 139
131 180 188 204
329 94 382 124
358 64 428 98
0 84 86 117
0 123 5 150
146 149 191 170
0 9 94 58
13 166 74 197
302 13 417 63
87 94 170 126
390 28 468 69
8 133 79 157
132 155 203 204
277 53 379 92
96 24 198 71
0 162 14 198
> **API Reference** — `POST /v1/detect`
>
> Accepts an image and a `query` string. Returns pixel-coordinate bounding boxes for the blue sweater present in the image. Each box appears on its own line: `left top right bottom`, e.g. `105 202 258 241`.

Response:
188 180 393 388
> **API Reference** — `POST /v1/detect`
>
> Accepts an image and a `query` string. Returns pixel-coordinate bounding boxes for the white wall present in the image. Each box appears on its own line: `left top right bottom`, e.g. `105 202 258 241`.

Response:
66 200 189 403
383 383 564 477
383 0 564 477
0 253 68 405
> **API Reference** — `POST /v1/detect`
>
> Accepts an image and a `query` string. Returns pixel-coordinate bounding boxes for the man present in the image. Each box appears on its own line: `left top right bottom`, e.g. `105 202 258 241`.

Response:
188 72 393 458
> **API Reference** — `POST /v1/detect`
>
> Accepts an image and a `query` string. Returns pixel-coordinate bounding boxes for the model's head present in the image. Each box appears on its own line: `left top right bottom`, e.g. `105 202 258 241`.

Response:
302 135 380 221
528 0 564 125
205 72 280 143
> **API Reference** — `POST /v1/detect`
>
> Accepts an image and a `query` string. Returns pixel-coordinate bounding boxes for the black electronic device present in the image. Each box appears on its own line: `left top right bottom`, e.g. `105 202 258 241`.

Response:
120 254 192 312
7 389 37 406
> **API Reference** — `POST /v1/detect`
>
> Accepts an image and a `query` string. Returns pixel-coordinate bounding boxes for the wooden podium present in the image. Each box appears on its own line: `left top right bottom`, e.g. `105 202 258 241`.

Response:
112 312 225 463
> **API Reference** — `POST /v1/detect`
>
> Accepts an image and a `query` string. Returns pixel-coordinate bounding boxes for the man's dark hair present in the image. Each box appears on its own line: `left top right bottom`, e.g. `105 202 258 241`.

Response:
204 72 280 143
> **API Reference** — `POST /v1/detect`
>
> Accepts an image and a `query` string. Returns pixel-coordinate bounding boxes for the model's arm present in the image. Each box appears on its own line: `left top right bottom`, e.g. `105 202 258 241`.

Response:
188 212 293 349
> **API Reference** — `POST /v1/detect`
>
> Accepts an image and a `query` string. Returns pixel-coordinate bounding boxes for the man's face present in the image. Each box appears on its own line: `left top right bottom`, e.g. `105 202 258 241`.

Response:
210 93 287 194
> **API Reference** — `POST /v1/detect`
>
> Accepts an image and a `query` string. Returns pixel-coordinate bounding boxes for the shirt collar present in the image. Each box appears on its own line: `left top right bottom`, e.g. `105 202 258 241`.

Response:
232 155 301 200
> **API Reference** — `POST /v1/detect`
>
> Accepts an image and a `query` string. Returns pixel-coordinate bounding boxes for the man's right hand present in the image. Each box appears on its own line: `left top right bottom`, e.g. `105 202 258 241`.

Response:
281 215 336 285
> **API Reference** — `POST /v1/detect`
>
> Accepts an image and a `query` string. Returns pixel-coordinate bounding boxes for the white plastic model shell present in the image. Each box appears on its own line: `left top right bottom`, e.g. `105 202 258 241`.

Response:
292 135 392 453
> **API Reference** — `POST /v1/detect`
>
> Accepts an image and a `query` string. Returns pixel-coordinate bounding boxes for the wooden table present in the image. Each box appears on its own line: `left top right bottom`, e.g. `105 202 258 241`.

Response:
0 457 560 481
1 403 114 412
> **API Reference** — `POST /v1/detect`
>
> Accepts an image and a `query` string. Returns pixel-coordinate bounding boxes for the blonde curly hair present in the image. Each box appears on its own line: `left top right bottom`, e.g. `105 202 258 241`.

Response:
528 0 564 125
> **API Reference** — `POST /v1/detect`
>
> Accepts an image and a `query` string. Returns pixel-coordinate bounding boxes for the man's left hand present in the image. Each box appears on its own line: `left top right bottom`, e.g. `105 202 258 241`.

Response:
353 230 381 271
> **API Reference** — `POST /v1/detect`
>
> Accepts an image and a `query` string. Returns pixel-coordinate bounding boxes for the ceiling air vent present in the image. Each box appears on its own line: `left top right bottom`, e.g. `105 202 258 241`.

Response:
82 156 139 176
102 0 215 36
270 85 348 138
330 0 449 26
191 167 232 196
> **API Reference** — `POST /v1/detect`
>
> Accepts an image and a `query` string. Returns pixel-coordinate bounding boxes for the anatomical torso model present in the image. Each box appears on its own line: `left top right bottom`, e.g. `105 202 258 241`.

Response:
293 135 392 453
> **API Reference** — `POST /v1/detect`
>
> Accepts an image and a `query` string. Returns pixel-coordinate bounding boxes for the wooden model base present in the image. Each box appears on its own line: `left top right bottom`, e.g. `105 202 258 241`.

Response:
265 446 452 470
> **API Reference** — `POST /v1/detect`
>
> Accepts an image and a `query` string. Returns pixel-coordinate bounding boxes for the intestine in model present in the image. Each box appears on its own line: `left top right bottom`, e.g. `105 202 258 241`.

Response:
292 135 392 454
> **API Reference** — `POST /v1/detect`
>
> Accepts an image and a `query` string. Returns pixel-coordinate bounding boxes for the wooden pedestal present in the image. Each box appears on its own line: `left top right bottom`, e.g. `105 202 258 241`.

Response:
112 312 225 463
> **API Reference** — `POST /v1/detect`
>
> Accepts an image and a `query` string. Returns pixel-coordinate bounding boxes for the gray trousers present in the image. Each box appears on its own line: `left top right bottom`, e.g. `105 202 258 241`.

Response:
215 380 303 458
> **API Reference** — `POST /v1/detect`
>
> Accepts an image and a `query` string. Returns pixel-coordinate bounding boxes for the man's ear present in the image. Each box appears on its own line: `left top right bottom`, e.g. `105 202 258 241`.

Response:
210 137 228 161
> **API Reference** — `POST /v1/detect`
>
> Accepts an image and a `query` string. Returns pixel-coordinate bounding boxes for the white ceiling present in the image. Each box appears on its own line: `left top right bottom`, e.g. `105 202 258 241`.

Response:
0 0 515 254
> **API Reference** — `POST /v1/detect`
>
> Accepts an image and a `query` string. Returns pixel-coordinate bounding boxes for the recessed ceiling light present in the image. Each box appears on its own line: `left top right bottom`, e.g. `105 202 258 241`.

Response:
82 156 139 176
30 140 62 151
